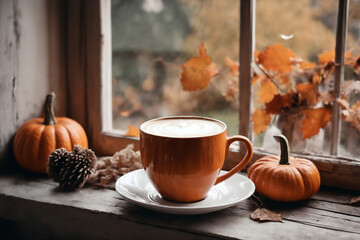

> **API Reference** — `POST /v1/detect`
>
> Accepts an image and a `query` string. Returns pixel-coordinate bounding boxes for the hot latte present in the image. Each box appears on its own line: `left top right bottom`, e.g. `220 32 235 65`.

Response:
140 117 225 138
140 116 253 202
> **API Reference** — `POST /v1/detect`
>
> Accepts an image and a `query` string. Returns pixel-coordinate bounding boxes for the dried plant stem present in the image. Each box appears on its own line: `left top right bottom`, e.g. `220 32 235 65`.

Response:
255 63 281 90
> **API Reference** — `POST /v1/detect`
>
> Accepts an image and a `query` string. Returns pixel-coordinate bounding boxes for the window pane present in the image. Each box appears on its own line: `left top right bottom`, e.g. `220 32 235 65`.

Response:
253 0 338 155
339 0 360 158
111 0 239 135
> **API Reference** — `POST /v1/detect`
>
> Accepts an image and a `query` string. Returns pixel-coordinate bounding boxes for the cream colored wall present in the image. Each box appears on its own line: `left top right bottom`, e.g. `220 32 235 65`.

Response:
0 0 66 170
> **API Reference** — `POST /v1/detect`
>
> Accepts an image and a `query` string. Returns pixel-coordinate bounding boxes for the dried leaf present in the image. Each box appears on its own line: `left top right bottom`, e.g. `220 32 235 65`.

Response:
119 110 131 117
345 51 353 65
258 79 278 103
208 62 219 77
250 208 282 222
251 109 271 134
278 75 290 86
300 60 316 70
224 79 238 101
301 108 332 139
319 91 335 105
125 124 140 138
258 44 296 74
180 43 218 91
347 111 360 131
87 144 141 188
342 80 360 95
354 56 360 74
296 83 318 105
349 196 360 205
337 98 350 109
318 50 335 65
338 99 360 131
225 57 239 76
252 74 267 86
351 101 360 110
142 72 155 91
266 92 295 114
312 73 322 84
318 50 352 65
252 75 260 85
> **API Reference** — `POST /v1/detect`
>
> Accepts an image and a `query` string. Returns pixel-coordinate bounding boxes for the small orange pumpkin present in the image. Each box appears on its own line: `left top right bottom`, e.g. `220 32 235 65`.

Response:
13 92 88 173
248 135 320 202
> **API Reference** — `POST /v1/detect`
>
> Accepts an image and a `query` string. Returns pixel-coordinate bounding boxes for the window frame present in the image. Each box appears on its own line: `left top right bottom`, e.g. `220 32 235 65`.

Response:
74 0 360 190
237 0 360 191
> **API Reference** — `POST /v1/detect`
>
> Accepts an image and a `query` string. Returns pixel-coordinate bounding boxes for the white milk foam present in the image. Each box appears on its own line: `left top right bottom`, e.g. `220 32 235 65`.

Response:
141 118 225 138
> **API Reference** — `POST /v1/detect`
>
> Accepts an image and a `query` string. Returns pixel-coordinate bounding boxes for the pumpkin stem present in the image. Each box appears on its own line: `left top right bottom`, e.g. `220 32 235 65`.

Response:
43 92 57 125
274 135 291 165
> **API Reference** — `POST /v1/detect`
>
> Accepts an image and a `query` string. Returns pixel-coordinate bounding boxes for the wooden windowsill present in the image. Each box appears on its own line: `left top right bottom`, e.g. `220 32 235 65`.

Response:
0 171 359 239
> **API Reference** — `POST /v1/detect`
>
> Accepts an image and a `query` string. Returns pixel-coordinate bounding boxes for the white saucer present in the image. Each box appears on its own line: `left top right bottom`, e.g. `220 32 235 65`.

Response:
115 169 255 215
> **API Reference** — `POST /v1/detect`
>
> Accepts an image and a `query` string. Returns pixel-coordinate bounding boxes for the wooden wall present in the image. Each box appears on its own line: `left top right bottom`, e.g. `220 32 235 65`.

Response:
0 0 67 171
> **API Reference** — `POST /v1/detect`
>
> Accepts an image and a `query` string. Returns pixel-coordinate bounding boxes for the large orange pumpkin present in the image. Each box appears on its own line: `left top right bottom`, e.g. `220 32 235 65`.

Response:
13 92 88 173
247 135 320 202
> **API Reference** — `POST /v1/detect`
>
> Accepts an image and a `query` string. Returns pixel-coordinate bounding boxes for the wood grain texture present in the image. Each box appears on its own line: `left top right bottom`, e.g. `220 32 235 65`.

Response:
239 0 254 140
0 173 359 239
66 0 88 129
20 0 66 116
73 0 140 155
0 0 67 171
0 0 18 170
331 0 349 155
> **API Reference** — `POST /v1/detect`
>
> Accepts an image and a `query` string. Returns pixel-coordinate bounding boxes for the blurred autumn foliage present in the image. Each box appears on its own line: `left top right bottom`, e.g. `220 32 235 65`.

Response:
111 0 360 155
179 43 360 145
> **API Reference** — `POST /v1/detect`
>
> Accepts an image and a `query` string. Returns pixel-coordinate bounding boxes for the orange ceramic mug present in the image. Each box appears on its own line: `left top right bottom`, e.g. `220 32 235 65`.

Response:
140 116 253 202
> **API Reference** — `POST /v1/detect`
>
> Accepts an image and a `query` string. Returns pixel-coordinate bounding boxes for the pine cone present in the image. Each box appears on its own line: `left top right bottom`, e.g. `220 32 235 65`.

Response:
48 145 97 191
48 148 69 182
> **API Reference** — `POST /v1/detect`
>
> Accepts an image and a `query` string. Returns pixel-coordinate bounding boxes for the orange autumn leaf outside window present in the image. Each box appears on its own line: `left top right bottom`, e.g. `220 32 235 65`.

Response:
251 109 271 135
249 44 360 140
301 108 332 139
300 61 317 70
318 50 353 65
117 42 360 142
257 79 278 103
122 43 218 137
180 43 218 91
296 83 319 105
177 43 360 140
225 57 239 76
257 43 296 74
265 92 295 115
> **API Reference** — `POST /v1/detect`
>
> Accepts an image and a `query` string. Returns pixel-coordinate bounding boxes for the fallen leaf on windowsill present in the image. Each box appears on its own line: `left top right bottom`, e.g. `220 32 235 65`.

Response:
250 208 283 222
125 124 140 138
349 196 360 205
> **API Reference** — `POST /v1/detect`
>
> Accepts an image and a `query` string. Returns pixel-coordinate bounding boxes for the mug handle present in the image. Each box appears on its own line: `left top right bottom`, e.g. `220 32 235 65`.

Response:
214 135 253 185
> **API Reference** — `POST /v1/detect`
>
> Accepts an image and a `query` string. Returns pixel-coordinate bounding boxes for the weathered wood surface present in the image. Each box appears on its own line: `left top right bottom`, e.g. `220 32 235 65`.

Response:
0 0 66 171
0 172 359 240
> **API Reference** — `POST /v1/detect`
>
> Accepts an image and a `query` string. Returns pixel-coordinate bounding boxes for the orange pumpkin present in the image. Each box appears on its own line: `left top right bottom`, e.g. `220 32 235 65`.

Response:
247 135 320 202
13 92 88 173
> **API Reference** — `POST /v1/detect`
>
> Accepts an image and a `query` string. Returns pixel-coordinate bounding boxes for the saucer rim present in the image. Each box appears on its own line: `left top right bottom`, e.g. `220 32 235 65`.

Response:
115 169 255 215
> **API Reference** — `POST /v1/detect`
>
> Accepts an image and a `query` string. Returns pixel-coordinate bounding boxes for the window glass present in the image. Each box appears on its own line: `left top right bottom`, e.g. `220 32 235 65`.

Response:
339 0 360 158
253 0 338 155
111 0 239 135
